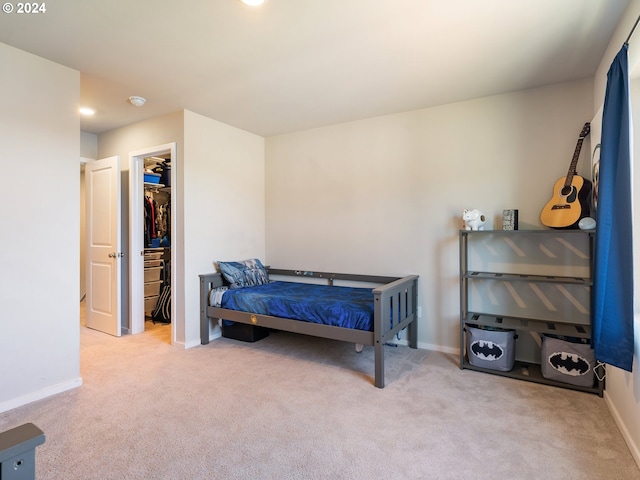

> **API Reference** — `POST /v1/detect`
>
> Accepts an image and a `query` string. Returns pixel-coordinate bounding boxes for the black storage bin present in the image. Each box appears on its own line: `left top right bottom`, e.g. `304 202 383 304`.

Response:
221 322 269 342
159 162 171 186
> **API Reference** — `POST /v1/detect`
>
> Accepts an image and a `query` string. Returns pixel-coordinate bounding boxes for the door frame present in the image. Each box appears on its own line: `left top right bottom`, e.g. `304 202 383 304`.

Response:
129 143 176 343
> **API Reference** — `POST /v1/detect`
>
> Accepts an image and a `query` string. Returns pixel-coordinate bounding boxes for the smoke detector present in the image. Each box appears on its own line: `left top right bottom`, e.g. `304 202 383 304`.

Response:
128 96 146 107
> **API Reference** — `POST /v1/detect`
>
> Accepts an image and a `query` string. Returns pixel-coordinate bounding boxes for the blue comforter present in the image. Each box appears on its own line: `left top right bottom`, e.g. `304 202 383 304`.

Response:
220 281 375 331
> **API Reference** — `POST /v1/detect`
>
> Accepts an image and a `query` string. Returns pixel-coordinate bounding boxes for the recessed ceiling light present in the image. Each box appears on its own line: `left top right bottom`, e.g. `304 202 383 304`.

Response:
241 0 265 6
128 96 146 107
79 107 96 116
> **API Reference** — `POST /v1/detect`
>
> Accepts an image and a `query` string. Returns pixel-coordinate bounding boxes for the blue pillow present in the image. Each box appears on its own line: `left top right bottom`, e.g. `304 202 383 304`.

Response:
217 258 269 289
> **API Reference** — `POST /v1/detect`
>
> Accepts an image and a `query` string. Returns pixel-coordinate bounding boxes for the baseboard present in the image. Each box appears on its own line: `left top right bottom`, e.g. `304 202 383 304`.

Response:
604 390 640 470
356 337 459 356
417 341 459 355
183 330 221 350
183 338 200 349
194 327 456 355
207 330 222 344
0 377 83 414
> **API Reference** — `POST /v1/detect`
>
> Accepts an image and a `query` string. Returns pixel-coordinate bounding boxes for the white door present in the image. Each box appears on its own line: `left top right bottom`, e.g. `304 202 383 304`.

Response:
85 156 122 336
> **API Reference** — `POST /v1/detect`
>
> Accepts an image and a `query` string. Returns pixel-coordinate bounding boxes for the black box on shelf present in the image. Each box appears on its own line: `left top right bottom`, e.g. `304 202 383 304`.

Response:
502 209 518 230
466 325 516 372
221 322 269 343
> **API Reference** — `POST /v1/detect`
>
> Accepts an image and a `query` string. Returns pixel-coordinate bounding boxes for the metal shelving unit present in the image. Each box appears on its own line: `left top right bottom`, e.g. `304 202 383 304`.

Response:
459 229 604 396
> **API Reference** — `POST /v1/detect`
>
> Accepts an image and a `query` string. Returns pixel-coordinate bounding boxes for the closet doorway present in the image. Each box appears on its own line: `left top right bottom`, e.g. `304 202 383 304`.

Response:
129 143 176 344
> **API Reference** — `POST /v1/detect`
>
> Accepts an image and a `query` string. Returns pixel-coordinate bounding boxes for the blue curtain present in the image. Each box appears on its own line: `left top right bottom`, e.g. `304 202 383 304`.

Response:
593 44 634 372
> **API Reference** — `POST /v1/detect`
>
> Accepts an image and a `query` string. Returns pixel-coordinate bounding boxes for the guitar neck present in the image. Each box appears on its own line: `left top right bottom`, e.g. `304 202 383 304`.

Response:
564 122 591 187
563 130 589 187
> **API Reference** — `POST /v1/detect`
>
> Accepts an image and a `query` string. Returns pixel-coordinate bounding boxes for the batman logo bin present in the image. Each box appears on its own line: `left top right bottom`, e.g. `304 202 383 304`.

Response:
541 335 595 387
466 325 516 372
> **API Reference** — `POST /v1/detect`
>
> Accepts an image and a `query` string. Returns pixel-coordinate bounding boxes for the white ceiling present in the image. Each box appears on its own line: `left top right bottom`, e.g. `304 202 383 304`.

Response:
0 0 629 137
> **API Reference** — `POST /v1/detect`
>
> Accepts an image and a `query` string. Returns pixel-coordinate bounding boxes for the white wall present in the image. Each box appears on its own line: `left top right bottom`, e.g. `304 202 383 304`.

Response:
0 43 81 411
79 132 98 301
98 110 265 347
593 0 640 467
183 110 265 345
265 79 594 352
81 131 98 159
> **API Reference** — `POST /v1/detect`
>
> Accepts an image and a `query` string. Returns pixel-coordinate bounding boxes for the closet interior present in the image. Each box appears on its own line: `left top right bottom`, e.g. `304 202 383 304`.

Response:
143 156 171 324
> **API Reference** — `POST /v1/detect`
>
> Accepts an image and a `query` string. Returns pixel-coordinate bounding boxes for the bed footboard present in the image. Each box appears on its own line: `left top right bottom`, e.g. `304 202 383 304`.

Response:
373 274 419 388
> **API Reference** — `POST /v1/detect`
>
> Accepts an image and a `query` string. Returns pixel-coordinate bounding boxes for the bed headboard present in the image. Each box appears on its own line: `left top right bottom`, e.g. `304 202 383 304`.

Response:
267 268 399 286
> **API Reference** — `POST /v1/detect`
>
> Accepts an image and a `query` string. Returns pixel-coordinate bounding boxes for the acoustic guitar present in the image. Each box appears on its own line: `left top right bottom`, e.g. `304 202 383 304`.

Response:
540 122 592 229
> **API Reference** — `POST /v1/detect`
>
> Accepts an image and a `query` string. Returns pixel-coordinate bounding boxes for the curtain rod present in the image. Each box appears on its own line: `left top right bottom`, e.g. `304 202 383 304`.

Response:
624 14 640 45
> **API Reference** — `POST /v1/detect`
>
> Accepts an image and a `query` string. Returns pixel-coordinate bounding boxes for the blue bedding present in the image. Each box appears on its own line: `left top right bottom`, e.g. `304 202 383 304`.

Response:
219 281 375 331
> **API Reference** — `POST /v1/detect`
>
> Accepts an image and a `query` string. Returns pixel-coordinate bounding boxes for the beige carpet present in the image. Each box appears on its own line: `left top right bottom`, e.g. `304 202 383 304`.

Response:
1 314 639 480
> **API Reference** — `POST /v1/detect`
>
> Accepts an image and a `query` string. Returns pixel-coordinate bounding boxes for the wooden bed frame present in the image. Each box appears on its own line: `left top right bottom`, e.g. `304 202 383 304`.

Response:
199 268 419 388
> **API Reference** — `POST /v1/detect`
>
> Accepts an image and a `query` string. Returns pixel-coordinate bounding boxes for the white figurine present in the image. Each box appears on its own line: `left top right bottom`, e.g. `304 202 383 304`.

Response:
463 209 486 231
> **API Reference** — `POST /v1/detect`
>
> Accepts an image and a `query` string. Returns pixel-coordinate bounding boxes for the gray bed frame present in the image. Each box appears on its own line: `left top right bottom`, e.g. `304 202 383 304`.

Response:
199 268 419 388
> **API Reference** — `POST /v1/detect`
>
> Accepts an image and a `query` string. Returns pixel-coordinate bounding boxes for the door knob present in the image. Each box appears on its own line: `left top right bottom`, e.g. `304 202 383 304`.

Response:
108 252 116 258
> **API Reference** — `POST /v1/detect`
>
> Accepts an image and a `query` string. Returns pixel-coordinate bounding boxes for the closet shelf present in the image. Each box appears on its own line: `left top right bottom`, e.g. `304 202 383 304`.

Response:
144 182 170 194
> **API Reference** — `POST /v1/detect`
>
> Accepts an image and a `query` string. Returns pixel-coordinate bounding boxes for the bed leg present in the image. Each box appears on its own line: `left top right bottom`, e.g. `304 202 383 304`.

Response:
374 341 384 388
408 317 418 349
200 275 210 345
200 318 210 345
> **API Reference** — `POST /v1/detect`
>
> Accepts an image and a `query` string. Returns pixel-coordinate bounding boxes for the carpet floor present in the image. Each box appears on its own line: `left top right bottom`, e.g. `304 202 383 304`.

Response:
1 314 639 479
